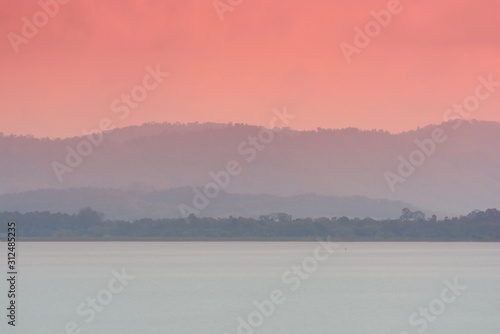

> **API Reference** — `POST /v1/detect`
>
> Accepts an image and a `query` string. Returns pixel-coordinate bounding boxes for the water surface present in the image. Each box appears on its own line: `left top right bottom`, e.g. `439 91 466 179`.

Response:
2 242 499 333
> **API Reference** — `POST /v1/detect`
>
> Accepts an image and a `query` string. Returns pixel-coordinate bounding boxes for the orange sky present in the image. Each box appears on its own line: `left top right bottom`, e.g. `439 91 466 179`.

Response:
1 0 499 138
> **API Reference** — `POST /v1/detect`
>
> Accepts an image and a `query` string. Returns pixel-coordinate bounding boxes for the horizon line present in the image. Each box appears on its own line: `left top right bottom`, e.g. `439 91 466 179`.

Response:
0 118 497 140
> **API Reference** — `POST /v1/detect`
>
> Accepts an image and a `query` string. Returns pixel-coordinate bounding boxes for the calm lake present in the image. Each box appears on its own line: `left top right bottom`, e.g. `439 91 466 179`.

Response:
2 242 499 334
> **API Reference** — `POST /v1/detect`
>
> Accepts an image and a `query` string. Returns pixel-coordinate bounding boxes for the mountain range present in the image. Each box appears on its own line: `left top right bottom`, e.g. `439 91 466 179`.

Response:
1 120 499 219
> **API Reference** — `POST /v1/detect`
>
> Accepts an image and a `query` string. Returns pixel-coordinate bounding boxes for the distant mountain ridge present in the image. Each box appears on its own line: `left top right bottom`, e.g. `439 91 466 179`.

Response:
0 187 420 221
1 120 499 216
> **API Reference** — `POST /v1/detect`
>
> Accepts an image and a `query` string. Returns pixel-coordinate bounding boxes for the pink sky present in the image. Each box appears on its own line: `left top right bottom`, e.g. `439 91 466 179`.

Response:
0 0 499 138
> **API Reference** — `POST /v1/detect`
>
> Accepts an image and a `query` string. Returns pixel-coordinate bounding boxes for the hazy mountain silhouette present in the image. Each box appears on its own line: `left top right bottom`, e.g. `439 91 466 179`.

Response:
0 187 419 221
1 120 499 216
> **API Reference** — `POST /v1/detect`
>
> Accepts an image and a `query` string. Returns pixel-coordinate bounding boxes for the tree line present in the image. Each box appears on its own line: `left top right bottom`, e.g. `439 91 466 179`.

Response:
1 207 500 241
